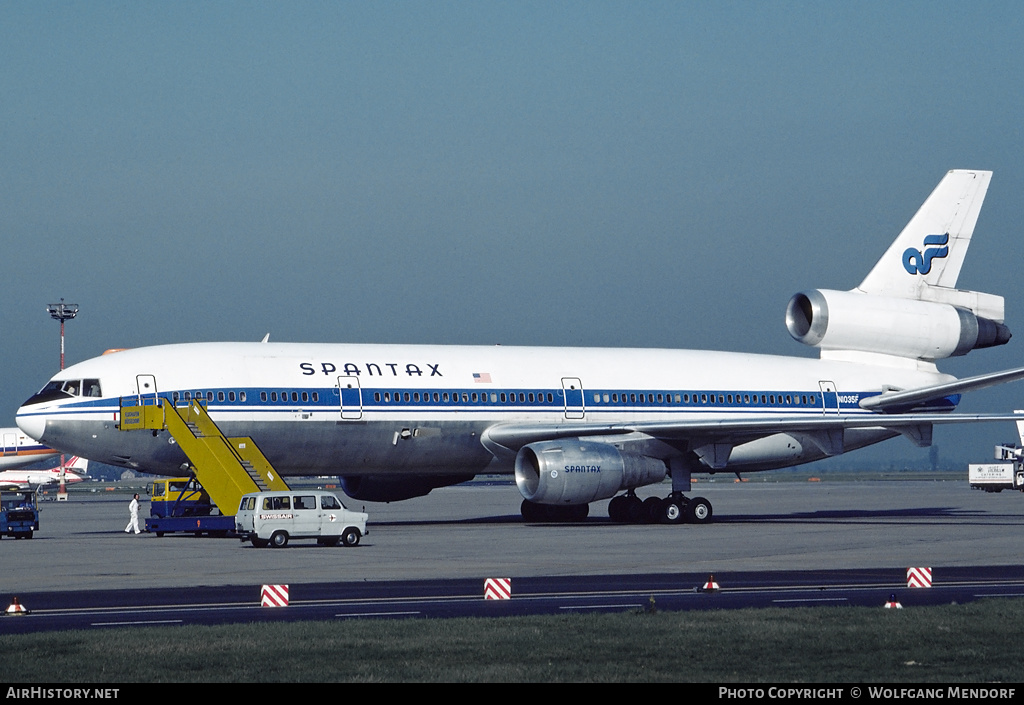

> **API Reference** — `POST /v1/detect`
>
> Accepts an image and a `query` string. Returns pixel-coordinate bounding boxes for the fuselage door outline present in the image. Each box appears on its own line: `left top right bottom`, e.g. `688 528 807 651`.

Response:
562 377 585 420
339 376 363 420
819 380 838 414
2 432 15 456
136 375 158 405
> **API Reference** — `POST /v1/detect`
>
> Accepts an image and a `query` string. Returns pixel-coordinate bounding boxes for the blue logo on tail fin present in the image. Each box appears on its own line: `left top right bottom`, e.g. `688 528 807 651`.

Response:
902 233 949 275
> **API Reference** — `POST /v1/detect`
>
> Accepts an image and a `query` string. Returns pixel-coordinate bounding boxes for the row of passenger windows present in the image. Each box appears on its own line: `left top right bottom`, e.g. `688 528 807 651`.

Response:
373 391 556 404
591 392 818 406
174 390 248 403
369 390 817 406
172 390 321 404
167 388 818 408
238 494 342 511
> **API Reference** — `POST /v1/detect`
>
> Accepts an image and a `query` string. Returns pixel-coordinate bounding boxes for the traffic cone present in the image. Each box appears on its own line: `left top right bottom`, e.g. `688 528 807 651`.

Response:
701 574 720 592
884 593 902 609
5 597 27 616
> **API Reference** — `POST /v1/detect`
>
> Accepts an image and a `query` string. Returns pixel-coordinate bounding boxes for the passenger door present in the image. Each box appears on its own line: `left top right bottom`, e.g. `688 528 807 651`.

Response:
338 376 363 420
291 495 321 537
319 494 344 536
562 378 585 419
819 381 839 414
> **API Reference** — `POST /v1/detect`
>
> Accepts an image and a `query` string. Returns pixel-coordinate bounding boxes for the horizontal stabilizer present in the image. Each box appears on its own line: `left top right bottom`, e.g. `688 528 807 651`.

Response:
858 366 1024 411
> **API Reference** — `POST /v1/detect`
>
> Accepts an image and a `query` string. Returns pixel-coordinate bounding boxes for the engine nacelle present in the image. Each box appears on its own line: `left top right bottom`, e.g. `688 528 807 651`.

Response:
514 440 666 505
786 289 1010 361
340 474 475 502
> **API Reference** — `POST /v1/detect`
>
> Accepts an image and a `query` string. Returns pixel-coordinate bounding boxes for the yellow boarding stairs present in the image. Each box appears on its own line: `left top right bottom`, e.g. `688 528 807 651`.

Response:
119 397 289 515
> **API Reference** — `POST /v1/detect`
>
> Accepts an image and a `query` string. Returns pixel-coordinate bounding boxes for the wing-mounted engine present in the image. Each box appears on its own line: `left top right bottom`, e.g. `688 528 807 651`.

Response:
514 440 666 505
786 288 1010 361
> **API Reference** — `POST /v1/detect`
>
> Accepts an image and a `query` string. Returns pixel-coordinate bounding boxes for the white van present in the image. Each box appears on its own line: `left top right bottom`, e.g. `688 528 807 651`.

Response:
235 490 368 548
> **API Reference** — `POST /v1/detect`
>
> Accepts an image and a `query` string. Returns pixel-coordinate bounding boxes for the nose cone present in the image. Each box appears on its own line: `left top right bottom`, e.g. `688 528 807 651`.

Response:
16 410 47 443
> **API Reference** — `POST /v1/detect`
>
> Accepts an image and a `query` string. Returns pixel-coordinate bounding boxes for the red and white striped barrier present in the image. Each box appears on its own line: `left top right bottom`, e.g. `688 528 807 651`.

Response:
261 584 289 607
484 578 512 600
907 567 932 588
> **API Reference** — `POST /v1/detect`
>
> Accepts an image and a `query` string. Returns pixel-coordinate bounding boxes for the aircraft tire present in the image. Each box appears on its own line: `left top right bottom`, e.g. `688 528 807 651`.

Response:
622 495 643 523
566 503 589 522
686 497 713 524
521 499 545 522
608 495 626 522
641 496 662 524
661 499 685 525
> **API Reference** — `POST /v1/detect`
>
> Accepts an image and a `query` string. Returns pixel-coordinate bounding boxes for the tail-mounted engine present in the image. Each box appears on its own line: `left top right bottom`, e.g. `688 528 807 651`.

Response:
514 440 666 505
786 289 1010 361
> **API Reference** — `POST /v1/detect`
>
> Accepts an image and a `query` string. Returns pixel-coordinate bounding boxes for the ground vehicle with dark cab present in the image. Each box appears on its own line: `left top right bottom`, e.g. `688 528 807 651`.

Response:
146 477 236 537
0 489 39 539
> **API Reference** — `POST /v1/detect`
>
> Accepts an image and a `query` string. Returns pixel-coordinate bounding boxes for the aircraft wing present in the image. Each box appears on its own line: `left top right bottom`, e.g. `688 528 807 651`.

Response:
486 364 1024 454
484 411 1024 454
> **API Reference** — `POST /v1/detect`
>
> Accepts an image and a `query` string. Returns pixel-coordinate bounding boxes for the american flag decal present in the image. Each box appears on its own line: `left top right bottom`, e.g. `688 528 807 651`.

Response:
473 372 492 383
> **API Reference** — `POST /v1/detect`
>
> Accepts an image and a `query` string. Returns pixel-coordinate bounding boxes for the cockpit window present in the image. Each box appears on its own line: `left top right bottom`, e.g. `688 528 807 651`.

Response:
22 378 102 407
39 379 102 398
38 381 66 395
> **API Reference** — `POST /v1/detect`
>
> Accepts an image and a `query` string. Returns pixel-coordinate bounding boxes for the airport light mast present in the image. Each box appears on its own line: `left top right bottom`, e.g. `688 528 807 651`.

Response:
47 299 78 500
47 299 78 371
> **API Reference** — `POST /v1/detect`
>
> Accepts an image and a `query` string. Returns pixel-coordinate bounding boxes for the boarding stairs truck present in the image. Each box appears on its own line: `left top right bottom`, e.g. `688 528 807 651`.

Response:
146 477 236 537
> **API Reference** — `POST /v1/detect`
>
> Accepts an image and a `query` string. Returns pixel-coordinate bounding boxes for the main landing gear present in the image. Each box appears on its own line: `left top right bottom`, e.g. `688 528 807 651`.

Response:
519 493 712 525
607 491 713 525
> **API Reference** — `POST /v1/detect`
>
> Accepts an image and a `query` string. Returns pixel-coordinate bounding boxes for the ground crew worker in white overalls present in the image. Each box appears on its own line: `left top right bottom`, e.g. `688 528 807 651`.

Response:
124 493 141 534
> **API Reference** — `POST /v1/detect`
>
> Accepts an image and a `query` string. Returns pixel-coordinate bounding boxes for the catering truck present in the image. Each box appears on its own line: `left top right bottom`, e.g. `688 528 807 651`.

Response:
969 463 1024 492
970 412 1024 493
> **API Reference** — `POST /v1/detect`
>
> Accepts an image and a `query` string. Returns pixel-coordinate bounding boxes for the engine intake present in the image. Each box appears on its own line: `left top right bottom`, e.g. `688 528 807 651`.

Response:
786 289 1010 361
515 440 666 505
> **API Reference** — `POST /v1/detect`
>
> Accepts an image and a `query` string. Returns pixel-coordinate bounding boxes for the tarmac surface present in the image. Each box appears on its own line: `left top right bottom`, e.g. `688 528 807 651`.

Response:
4 476 1024 596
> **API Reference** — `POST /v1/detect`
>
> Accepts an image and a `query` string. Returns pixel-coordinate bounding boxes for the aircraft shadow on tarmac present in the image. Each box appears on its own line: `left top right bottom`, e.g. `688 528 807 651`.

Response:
371 505 1024 528
52 507 1020 534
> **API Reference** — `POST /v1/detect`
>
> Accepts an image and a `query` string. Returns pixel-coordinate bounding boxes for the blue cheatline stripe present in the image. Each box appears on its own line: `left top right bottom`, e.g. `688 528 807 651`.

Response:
38 385 958 419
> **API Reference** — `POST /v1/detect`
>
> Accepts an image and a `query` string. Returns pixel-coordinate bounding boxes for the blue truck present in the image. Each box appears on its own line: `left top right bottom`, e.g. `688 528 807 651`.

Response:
0 489 40 539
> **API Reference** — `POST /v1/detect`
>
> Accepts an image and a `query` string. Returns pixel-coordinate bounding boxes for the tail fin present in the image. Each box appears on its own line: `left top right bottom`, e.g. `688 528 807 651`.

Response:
857 169 992 298
65 456 88 472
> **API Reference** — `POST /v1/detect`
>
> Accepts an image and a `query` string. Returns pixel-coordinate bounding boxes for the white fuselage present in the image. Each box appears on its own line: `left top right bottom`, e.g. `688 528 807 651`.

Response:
15 342 953 478
0 467 86 490
0 427 58 471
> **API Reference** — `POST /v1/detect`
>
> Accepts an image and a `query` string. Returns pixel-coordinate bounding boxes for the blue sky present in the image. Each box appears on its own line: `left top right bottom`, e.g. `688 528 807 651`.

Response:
3 1 1023 466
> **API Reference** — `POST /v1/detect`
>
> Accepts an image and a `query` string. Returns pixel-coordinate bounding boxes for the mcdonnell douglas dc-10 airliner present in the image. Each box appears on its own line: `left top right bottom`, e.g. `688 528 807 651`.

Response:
16 170 1024 523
